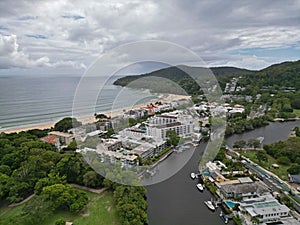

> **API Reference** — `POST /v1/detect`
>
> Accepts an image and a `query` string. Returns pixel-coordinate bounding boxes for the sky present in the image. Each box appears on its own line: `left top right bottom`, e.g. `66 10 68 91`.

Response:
0 0 300 76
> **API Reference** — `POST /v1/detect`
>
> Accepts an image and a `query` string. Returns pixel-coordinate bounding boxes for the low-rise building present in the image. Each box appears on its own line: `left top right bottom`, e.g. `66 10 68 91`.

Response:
220 181 269 200
49 131 74 145
239 194 290 224
40 135 60 148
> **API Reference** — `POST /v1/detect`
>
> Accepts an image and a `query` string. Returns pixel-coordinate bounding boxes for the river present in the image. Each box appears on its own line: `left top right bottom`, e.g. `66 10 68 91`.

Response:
146 120 300 225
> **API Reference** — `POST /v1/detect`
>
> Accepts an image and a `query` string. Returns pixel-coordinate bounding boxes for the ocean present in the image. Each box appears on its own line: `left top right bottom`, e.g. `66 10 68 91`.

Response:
0 75 156 130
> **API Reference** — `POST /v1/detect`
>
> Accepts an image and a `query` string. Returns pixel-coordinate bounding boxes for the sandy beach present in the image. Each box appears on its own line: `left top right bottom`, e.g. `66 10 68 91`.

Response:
1 94 191 134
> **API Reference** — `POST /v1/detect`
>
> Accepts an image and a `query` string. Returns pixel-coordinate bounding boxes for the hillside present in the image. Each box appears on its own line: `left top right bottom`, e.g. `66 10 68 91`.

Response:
113 60 300 95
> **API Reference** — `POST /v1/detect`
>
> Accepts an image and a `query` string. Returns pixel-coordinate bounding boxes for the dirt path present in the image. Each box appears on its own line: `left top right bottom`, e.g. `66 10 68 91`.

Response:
70 184 107 194
8 194 35 207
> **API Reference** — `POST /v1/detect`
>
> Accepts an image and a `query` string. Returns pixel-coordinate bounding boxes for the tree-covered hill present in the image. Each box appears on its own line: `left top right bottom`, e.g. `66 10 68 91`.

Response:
113 60 300 95
113 65 253 93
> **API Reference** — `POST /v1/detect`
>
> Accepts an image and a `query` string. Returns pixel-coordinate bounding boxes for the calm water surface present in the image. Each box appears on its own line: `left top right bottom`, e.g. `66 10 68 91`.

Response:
146 121 300 225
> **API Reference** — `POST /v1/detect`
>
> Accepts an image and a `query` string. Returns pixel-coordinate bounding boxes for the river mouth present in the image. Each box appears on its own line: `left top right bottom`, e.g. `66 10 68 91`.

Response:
146 120 300 225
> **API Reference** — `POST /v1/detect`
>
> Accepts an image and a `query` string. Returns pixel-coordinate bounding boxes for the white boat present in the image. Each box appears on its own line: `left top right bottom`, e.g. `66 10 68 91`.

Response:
204 201 215 211
196 183 204 191
190 172 196 179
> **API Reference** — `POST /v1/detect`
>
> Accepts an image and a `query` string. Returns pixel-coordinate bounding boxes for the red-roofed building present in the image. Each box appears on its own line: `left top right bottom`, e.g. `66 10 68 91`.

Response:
40 135 60 148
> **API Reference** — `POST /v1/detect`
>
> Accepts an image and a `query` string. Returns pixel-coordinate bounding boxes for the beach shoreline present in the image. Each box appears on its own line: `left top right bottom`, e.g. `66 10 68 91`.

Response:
1 94 191 134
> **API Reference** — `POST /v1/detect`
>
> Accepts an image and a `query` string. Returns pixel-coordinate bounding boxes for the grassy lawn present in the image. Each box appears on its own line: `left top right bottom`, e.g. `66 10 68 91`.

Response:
0 191 120 225
293 109 300 118
242 151 290 180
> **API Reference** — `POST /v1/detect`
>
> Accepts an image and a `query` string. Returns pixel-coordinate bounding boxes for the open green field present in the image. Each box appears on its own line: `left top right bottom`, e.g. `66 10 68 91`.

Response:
293 109 300 118
0 191 120 225
242 151 290 180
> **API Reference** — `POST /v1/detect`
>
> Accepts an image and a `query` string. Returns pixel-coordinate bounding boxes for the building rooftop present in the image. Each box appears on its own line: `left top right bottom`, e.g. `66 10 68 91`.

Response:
221 182 269 195
155 122 182 129
157 115 178 119
40 135 59 145
238 177 253 183
241 195 290 217
49 131 73 138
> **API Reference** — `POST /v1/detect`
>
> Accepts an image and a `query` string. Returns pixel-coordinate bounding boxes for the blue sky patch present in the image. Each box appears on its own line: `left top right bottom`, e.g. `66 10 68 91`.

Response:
26 34 47 39
62 15 85 20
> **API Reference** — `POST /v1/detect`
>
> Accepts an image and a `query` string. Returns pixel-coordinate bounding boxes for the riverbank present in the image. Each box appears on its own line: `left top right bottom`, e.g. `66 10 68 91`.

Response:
1 94 191 134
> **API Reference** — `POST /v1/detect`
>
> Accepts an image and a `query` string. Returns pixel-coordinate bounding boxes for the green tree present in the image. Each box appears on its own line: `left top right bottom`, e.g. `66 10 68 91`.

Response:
233 140 246 149
248 139 261 149
83 171 103 188
65 140 77 151
287 164 300 174
41 184 88 213
278 156 291 165
54 117 82 132
166 130 180 146
34 173 67 195
256 151 268 163
95 113 109 120
55 218 66 225
215 148 226 161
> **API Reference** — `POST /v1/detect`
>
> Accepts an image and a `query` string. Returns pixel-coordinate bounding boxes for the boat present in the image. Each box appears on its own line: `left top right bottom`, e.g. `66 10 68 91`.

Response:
190 172 196 179
196 183 204 191
204 201 215 211
219 211 228 224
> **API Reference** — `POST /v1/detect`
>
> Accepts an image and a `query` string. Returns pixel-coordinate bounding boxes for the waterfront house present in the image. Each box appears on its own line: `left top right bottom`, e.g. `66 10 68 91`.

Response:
239 194 290 224
219 181 269 200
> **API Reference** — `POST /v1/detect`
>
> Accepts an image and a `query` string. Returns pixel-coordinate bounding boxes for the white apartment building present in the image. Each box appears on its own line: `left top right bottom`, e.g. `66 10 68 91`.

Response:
146 114 194 139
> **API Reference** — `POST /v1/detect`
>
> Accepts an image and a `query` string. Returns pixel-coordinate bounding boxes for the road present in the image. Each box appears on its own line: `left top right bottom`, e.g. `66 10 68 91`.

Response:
226 146 300 214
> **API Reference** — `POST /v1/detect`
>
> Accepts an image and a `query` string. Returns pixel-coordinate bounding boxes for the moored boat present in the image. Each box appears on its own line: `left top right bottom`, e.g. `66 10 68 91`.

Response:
190 172 196 179
219 211 228 224
204 200 215 211
196 183 203 191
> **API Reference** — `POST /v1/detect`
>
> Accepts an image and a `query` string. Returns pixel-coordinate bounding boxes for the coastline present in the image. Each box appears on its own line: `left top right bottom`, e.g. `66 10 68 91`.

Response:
1 94 191 134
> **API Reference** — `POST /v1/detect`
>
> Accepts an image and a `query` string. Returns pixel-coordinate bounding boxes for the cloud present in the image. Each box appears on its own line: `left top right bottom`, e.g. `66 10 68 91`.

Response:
0 34 86 69
223 55 271 70
0 0 299 73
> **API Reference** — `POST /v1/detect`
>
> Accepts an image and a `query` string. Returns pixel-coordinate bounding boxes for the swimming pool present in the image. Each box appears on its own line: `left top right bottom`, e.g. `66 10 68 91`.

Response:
203 172 210 177
224 200 236 209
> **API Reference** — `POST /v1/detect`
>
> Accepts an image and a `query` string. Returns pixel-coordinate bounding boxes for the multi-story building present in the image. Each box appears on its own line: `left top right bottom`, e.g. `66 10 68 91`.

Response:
239 194 290 224
146 114 194 140
101 138 122 151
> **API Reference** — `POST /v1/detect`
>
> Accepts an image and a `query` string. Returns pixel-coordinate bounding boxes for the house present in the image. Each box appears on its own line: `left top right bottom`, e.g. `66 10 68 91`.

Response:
239 194 290 224
289 174 300 184
40 135 60 148
210 171 227 183
48 131 74 145
220 182 269 200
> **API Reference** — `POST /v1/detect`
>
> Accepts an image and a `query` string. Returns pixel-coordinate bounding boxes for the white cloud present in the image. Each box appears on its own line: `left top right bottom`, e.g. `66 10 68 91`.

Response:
0 0 299 73
0 34 86 69
223 55 271 70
